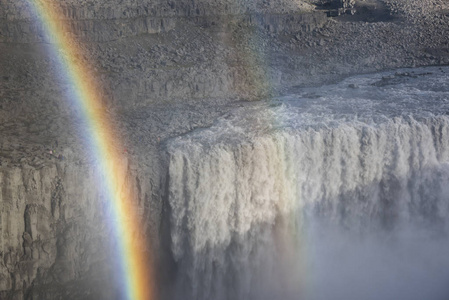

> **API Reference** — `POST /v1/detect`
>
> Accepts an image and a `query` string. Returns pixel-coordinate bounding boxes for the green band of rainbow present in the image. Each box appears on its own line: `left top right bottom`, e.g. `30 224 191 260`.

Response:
27 1 154 299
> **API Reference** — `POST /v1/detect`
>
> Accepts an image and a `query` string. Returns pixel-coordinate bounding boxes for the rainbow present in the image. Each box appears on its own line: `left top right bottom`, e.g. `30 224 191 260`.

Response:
27 1 154 299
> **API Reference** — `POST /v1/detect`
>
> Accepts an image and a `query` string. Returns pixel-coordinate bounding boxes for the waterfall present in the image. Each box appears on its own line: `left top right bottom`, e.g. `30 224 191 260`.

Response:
166 68 449 300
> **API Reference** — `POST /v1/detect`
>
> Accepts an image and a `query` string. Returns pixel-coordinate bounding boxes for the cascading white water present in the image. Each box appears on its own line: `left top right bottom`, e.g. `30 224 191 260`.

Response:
166 67 449 300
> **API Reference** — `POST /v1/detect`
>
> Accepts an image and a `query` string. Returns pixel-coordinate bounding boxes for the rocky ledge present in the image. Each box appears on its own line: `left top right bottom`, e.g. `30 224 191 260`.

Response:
1 0 449 299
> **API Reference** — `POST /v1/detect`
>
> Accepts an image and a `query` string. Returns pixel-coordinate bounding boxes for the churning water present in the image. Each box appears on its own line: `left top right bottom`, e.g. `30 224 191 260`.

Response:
166 67 449 300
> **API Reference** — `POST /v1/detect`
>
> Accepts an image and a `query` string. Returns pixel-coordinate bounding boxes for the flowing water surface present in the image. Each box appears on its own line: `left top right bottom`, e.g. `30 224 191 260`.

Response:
166 66 449 300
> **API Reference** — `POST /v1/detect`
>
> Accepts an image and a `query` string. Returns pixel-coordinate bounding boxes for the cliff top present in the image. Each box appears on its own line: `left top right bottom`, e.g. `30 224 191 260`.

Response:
0 0 314 21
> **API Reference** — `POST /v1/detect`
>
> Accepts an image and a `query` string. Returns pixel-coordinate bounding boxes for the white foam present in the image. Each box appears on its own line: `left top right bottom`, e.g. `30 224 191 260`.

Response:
166 67 449 300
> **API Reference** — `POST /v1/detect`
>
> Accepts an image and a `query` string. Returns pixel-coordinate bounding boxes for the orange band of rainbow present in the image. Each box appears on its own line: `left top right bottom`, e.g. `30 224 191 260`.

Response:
27 1 154 299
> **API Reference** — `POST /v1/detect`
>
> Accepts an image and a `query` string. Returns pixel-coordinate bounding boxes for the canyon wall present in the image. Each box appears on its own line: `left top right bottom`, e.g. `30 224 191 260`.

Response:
0 0 316 43
1 1 449 299
0 154 162 299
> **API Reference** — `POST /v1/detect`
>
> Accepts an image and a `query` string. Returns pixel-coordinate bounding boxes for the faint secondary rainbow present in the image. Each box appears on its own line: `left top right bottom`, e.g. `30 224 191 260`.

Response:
27 1 154 299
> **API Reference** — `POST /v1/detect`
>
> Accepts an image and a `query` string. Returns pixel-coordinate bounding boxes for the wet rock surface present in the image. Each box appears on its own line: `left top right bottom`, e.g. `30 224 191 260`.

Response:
1 0 449 299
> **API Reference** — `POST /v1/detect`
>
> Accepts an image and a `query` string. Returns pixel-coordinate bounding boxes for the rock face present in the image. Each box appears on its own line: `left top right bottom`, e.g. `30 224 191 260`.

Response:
0 0 315 42
0 156 161 299
1 0 449 299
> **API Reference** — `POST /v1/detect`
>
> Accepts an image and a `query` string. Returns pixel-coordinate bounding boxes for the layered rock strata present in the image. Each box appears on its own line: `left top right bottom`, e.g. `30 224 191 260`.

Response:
1 0 449 299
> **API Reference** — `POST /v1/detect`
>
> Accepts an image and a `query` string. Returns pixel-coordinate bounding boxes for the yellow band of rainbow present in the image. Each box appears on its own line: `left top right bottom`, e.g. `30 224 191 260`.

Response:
27 1 154 299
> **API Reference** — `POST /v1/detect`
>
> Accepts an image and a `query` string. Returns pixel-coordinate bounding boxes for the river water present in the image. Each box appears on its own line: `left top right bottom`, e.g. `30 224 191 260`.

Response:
166 66 449 300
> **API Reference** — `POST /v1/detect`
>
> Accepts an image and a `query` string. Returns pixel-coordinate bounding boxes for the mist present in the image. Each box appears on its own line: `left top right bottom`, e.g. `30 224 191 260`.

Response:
165 67 449 300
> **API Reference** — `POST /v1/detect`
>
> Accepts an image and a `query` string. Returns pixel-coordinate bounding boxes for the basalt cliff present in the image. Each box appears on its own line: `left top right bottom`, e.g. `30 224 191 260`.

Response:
1 0 449 299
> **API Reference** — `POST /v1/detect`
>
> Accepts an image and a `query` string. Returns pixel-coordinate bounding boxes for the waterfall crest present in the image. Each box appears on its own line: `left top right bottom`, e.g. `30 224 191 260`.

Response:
166 67 449 300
